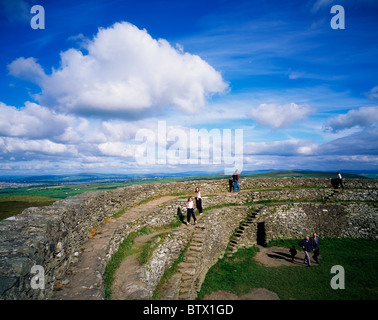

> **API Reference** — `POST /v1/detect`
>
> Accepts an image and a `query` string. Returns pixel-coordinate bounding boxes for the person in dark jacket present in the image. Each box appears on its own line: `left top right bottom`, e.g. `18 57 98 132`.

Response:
310 232 320 264
228 178 234 192
299 236 312 267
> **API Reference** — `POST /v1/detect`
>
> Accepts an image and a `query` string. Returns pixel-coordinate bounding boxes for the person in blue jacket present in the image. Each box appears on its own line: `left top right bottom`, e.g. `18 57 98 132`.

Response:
299 236 312 267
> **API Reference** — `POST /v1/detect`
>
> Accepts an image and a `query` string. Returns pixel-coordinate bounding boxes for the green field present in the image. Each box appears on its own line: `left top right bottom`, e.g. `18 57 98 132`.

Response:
198 238 378 300
0 195 61 221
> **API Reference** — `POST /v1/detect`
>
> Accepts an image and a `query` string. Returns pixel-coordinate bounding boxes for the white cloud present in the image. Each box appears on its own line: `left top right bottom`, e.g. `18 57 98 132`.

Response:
245 139 318 156
0 102 75 140
250 103 313 129
325 106 378 132
0 137 76 156
7 57 46 83
9 22 228 119
98 141 135 158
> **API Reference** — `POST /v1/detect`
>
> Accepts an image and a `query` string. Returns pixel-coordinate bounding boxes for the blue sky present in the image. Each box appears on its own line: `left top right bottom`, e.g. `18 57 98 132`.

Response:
0 0 377 175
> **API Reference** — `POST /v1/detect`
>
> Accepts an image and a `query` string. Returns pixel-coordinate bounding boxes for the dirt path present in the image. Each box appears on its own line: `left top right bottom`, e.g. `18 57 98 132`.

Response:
110 231 162 300
255 245 319 267
203 245 319 300
51 195 177 300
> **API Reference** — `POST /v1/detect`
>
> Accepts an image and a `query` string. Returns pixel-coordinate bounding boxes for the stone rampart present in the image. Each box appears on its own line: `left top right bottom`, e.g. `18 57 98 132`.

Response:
0 178 377 299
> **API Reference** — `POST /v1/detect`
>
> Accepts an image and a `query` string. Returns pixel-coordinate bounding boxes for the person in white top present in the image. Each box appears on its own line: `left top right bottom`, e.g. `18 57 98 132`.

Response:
195 187 203 215
186 197 197 225
336 172 344 189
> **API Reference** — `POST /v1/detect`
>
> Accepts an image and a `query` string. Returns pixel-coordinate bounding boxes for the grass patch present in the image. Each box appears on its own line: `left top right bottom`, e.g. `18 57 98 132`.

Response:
198 238 378 300
151 237 192 300
112 206 128 219
104 214 183 300
0 195 60 221
138 232 169 265
104 227 154 300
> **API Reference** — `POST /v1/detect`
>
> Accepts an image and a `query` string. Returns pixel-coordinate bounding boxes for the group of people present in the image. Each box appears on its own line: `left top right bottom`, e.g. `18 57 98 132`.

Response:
229 169 240 192
182 187 203 225
289 233 320 267
182 170 241 226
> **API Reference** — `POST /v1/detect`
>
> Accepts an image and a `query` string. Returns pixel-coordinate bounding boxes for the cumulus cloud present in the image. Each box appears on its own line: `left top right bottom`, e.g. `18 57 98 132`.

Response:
0 102 75 140
8 22 228 119
8 57 47 84
325 106 378 133
98 141 136 158
250 103 313 129
0 137 76 156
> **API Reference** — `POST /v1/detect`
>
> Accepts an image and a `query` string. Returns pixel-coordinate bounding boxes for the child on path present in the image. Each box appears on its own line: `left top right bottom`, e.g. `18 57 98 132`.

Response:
289 245 297 262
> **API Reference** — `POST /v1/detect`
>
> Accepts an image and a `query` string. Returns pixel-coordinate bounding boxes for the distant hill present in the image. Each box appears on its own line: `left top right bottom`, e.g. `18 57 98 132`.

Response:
0 170 370 186
244 170 369 179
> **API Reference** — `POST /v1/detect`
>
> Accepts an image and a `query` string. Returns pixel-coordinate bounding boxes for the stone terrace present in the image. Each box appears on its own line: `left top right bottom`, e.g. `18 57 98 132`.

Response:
0 178 377 299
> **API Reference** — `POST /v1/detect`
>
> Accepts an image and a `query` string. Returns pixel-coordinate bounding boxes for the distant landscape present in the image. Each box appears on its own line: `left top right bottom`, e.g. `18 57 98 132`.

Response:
0 170 374 221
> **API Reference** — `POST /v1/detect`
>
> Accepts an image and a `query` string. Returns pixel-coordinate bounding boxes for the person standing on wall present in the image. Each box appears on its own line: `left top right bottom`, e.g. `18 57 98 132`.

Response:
310 232 320 264
186 197 197 225
232 169 240 192
299 236 312 267
337 172 344 189
195 187 203 215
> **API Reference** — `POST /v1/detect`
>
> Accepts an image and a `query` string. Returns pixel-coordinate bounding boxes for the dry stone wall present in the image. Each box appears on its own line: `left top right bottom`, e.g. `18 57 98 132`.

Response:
0 178 377 300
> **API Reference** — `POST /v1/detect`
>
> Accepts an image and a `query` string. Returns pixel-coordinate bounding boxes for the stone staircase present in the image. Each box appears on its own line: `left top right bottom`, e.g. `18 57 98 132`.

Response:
158 224 206 300
158 206 252 300
227 205 264 257
176 223 207 300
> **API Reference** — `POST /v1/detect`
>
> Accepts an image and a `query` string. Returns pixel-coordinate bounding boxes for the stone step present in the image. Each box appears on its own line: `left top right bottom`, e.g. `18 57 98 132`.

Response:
179 293 193 300
178 262 195 269
179 285 192 294
184 256 197 263
180 281 192 290
181 274 192 282
188 246 202 252
181 268 196 276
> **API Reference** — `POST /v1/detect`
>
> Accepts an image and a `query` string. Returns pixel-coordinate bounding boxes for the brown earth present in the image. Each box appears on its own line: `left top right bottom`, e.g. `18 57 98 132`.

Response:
203 245 319 300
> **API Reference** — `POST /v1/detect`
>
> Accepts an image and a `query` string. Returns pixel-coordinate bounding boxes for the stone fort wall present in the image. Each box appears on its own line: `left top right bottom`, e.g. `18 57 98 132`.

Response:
0 178 377 300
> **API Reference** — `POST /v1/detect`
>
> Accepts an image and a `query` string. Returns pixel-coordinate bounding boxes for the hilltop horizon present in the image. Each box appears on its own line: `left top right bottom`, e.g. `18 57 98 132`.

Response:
0 169 375 182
